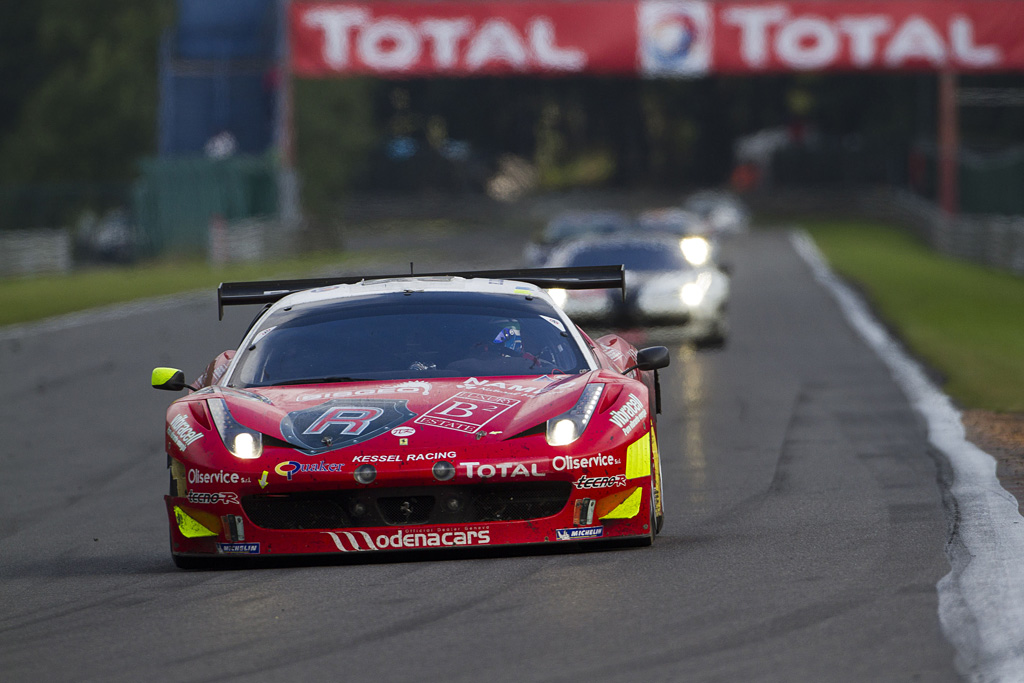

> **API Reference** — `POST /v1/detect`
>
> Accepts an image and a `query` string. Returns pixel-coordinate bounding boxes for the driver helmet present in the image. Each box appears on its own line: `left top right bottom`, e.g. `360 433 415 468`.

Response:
491 319 523 354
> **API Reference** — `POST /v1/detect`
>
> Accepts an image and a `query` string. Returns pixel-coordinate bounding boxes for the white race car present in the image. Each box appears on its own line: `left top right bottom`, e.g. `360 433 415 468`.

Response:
544 235 730 347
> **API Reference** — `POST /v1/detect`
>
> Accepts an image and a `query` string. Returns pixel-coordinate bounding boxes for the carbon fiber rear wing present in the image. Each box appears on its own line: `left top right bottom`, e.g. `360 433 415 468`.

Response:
216 265 626 319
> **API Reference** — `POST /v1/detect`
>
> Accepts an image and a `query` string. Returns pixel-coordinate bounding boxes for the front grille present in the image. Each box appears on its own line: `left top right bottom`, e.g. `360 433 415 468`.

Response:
242 482 572 530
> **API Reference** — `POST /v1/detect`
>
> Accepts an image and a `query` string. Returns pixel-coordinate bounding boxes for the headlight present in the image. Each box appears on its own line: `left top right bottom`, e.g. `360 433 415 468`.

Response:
680 236 711 266
208 398 263 460
548 288 568 308
546 384 603 446
679 272 713 307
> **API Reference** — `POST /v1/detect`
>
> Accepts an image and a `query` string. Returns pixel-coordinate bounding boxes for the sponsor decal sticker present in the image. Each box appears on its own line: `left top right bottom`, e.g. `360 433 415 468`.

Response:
168 414 203 451
556 526 604 541
609 394 647 435
551 454 621 471
217 542 260 554
188 469 250 485
324 527 491 552
352 451 456 463
460 461 545 478
574 474 628 489
391 426 416 437
281 398 416 453
457 378 545 395
186 490 240 505
274 460 345 480
297 380 431 402
415 392 519 433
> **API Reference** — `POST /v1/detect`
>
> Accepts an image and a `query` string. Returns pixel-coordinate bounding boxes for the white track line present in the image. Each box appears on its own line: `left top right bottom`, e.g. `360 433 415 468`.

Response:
792 231 1024 683
0 292 206 342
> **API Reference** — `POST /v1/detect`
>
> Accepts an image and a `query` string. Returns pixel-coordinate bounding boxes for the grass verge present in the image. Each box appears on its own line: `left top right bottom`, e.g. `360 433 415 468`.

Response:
0 250 385 328
804 220 1024 413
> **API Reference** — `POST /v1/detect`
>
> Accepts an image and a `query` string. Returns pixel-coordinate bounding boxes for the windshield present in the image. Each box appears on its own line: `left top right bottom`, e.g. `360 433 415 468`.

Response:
564 242 688 272
228 291 590 387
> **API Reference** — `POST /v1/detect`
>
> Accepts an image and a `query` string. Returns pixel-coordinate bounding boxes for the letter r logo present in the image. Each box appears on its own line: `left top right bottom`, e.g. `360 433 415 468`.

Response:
303 407 384 435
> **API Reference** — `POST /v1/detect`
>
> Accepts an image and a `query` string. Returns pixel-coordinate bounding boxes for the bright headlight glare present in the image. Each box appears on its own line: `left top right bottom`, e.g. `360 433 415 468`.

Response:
680 282 704 306
546 384 603 446
549 419 578 446
209 398 263 459
680 236 711 266
548 288 568 307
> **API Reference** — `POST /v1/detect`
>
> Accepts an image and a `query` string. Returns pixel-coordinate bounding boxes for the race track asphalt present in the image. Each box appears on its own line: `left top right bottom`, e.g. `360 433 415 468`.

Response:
0 227 960 682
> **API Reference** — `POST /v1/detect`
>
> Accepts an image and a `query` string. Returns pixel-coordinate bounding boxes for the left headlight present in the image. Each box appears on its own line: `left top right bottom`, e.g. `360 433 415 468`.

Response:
546 384 603 446
208 398 263 460
680 236 711 266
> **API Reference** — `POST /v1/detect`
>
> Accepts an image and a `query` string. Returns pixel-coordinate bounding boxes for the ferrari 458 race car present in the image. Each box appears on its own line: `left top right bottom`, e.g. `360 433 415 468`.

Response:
152 267 669 568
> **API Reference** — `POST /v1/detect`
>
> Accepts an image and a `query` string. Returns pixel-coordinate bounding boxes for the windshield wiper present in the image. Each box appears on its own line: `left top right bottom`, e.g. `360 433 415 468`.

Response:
263 376 365 387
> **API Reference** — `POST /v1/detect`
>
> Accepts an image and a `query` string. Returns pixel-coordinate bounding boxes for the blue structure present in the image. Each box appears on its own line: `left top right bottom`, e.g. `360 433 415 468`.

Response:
158 0 280 156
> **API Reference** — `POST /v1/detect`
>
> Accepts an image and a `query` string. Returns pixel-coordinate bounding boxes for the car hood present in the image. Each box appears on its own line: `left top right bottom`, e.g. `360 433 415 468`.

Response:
205 373 597 454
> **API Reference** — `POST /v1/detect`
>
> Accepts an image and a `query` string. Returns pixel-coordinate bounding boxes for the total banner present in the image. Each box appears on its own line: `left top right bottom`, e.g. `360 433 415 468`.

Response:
290 1 1024 77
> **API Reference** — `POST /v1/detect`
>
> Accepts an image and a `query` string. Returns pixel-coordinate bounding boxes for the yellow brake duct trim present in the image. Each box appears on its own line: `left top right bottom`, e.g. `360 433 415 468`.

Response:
625 432 652 480
174 506 219 538
599 487 643 520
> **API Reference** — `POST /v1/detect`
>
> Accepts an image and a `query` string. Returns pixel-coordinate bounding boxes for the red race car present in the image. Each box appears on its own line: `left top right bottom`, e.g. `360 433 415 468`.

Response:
152 267 669 568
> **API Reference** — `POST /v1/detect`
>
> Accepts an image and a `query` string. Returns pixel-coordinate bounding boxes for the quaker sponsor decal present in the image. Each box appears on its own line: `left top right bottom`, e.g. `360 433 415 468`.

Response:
297 380 431 402
638 0 712 76
415 392 519 434
574 474 628 490
556 526 604 541
352 451 456 463
281 398 416 453
186 490 240 505
324 527 491 552
275 460 345 481
551 454 621 471
461 461 545 478
609 394 648 435
168 414 203 451
188 469 251 485
216 542 260 554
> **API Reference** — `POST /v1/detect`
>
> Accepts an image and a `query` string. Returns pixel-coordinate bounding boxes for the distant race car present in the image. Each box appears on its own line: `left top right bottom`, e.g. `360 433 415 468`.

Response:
524 210 634 266
681 190 751 237
637 207 720 268
544 235 730 346
152 267 669 568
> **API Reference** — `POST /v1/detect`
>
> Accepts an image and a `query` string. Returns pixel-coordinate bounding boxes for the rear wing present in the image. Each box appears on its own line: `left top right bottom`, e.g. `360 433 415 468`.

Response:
217 265 626 319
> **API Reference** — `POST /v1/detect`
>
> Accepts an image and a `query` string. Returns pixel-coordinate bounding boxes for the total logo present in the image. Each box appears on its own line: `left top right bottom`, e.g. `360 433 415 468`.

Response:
721 4 1002 70
638 1 712 76
325 527 491 551
303 9 587 73
460 461 545 479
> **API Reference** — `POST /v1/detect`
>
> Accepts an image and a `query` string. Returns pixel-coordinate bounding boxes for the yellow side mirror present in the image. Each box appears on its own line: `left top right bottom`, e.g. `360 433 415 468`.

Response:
152 367 187 392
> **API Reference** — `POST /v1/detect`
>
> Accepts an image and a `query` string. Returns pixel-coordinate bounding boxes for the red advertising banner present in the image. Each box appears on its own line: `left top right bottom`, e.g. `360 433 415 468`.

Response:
290 1 639 76
290 1 1024 77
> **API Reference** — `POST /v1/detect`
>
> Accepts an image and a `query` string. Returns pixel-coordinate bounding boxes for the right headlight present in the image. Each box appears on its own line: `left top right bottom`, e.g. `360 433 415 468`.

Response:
546 384 603 446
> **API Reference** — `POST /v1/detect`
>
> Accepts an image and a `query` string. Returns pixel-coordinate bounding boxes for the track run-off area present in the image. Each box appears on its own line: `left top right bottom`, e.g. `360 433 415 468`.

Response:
3 226 1024 682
